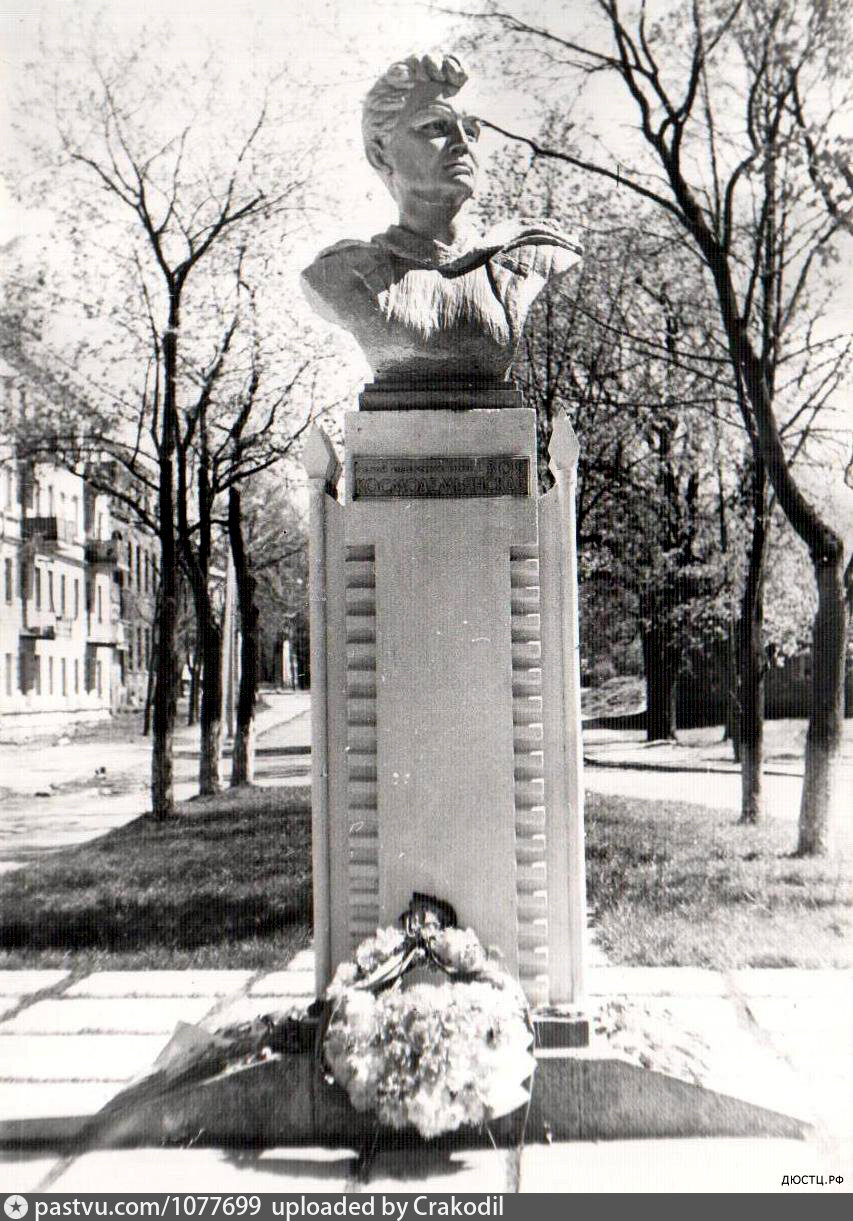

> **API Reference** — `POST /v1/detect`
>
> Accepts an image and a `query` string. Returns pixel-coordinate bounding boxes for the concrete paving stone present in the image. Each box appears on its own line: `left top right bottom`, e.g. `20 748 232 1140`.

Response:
745 996 853 1037
587 966 727 996
48 1147 360 1193
0 1152 66 1193
0 1081 118 1120
0 997 213 1035
0 971 70 996
700 1056 816 1128
286 949 316 972
250 970 317 997
802 1076 853 1136
519 1138 842 1193
601 995 745 1038
65 971 253 998
364 1147 514 1194
731 969 853 998
583 1010 815 1130
0 1034 165 1081
211 995 313 1029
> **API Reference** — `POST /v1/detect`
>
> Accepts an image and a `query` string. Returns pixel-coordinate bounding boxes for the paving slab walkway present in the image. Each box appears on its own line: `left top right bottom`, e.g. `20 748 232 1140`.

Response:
0 959 849 1194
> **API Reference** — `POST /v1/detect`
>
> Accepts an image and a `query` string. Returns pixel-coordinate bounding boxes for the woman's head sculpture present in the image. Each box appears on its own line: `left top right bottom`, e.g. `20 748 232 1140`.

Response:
361 55 480 210
301 52 582 389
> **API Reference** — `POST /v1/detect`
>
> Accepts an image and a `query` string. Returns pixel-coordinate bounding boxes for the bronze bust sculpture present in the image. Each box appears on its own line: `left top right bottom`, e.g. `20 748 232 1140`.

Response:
301 54 581 388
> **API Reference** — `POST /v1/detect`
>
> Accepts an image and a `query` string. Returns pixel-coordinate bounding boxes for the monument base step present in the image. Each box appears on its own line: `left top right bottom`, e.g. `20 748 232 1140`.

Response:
532 1011 589 1049
11 1047 808 1152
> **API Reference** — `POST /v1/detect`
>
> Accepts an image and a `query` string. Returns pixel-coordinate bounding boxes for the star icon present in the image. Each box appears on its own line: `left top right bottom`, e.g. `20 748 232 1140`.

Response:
4 1198 28 1220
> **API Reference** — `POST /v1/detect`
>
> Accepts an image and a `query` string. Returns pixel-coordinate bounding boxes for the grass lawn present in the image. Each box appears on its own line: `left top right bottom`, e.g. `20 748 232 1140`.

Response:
0 786 314 974
0 786 849 973
586 793 852 968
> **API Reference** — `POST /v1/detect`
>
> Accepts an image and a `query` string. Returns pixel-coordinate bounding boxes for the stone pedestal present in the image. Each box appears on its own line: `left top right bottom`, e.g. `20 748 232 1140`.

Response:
304 391 587 1011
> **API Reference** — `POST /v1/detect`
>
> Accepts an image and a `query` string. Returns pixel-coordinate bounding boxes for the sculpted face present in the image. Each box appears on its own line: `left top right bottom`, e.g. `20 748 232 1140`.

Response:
380 82 481 208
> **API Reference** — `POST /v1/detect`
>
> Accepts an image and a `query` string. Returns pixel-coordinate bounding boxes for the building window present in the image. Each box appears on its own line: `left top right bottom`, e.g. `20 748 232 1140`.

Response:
144 552 150 592
48 486 55 516
48 656 54 695
97 584 103 623
96 660 103 698
4 653 12 696
47 570 54 612
35 568 41 611
35 657 41 695
74 658 79 694
60 574 66 616
72 496 79 533
127 541 133 584
74 578 80 620
4 557 11 604
61 657 67 696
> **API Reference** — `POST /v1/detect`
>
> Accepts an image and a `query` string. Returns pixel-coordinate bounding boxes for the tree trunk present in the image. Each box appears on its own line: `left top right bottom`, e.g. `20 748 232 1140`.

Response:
672 181 848 854
797 556 848 856
642 621 677 741
142 621 157 738
725 620 741 759
151 314 179 819
738 620 765 824
738 460 767 824
228 486 259 787
232 626 257 787
187 641 201 726
197 612 223 796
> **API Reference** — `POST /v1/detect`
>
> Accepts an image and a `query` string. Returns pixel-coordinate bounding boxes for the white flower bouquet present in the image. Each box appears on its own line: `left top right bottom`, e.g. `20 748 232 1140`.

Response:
322 904 536 1139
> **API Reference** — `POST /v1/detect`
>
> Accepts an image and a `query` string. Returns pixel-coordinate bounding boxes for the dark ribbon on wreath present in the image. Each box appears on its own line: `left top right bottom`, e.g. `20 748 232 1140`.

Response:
314 892 532 1066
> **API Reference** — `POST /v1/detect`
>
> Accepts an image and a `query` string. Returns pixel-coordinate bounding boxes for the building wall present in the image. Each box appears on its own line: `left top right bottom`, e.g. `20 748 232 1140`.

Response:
0 452 157 739
0 459 118 737
103 492 157 711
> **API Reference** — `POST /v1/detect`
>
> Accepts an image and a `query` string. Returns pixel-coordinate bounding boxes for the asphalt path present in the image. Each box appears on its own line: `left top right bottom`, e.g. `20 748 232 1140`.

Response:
0 694 311 873
583 764 805 820
3 694 849 871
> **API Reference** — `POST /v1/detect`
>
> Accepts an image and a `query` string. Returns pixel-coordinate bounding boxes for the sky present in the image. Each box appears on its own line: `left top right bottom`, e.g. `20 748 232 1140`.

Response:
0 0 631 249
1 0 850 494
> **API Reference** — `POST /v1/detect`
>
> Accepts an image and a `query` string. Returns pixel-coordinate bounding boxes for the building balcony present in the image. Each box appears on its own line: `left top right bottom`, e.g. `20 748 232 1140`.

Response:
21 622 55 640
22 516 79 552
22 605 55 637
87 615 116 645
85 538 122 566
21 609 78 639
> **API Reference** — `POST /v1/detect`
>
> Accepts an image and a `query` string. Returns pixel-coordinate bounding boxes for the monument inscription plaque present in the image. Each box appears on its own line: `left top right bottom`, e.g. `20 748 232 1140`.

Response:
352 454 530 499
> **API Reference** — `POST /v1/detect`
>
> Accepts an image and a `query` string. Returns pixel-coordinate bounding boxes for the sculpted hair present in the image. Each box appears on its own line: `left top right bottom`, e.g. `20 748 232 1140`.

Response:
362 54 468 171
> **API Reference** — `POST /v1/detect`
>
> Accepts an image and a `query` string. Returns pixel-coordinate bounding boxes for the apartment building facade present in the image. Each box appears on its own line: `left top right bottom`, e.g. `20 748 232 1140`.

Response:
0 453 158 740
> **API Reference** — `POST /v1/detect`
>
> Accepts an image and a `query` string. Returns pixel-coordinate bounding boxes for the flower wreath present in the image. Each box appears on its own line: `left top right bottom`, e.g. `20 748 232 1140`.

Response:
322 896 536 1139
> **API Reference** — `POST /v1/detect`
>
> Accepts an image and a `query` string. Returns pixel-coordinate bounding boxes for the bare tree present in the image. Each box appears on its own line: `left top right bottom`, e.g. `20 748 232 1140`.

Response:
6 30 316 815
467 0 852 852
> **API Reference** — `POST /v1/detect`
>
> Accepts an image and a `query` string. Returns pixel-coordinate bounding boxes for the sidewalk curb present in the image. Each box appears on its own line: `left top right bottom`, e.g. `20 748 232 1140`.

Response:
583 755 803 779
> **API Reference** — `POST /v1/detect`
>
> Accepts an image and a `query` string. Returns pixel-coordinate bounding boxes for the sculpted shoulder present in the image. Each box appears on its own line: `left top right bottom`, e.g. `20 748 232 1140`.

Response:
484 217 583 281
301 238 392 313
